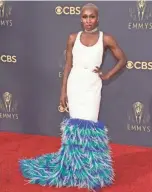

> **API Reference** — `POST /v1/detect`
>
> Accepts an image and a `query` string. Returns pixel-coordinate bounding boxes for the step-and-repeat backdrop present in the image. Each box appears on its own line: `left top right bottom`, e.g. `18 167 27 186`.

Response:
0 1 152 146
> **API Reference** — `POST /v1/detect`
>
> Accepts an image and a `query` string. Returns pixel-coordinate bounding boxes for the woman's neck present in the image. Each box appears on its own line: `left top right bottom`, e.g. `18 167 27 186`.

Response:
84 27 98 33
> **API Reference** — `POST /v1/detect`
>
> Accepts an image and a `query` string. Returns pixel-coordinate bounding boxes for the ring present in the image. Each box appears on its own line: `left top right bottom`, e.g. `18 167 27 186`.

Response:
58 102 69 113
99 71 103 76
58 105 65 112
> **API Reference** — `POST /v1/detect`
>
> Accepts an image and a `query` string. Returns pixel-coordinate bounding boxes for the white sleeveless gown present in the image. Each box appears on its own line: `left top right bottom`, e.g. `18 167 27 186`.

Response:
67 31 103 122
19 31 114 192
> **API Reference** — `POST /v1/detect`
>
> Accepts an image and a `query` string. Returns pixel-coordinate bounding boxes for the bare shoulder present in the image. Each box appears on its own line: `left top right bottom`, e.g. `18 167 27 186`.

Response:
67 33 78 46
103 32 126 60
69 33 77 40
103 33 118 47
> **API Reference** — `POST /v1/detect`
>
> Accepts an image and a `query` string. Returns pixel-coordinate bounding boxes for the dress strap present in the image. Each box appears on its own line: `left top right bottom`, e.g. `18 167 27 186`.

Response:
98 31 103 44
76 31 82 41
73 31 82 48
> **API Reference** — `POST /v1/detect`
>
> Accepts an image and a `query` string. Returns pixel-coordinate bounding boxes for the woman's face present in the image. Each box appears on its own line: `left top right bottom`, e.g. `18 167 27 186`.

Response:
81 8 98 31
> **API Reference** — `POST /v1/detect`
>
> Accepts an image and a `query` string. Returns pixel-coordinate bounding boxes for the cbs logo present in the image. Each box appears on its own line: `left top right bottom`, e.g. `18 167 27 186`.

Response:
55 6 81 15
0 55 17 63
126 61 152 70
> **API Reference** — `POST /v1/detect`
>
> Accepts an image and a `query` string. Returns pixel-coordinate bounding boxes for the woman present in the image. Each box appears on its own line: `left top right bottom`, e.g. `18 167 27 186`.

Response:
19 3 127 192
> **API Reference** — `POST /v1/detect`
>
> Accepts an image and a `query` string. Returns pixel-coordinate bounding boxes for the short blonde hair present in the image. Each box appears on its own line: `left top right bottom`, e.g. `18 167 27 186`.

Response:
81 3 99 14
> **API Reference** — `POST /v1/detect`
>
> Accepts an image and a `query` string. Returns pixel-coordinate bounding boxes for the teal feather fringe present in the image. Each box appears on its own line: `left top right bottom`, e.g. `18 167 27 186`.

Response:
19 118 114 191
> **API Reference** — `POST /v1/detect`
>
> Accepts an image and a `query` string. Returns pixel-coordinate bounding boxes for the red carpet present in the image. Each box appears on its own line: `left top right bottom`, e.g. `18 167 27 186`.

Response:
0 132 152 192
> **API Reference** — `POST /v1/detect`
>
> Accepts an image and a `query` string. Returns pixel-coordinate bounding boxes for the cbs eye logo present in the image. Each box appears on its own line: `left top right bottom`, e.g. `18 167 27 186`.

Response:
55 6 81 15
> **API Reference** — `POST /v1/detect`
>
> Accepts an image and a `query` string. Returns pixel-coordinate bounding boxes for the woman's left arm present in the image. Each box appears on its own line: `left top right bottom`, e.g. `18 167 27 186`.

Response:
102 34 127 80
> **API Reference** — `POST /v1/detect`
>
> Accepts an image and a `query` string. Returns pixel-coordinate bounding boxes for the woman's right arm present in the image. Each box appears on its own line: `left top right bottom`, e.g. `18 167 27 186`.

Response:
60 33 76 108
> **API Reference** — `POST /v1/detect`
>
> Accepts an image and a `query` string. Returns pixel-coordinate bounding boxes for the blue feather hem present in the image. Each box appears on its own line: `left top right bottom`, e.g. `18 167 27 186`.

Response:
19 118 114 191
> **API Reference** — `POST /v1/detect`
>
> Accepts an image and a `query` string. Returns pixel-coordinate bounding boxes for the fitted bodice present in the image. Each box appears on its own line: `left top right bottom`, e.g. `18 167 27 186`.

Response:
72 31 104 70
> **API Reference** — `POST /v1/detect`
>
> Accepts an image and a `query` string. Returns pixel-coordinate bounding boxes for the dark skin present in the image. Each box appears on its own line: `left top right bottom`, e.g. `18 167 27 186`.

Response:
60 8 127 109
